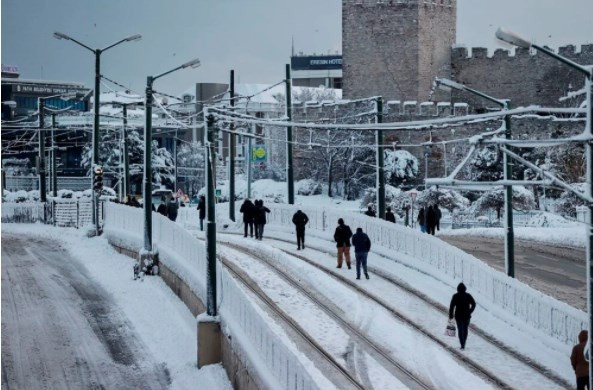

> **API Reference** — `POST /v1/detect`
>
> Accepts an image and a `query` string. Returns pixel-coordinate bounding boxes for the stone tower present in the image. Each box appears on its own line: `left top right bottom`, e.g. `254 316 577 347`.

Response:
342 0 457 102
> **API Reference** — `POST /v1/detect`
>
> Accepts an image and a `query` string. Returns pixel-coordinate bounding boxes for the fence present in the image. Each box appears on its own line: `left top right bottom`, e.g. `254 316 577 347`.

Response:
2 199 103 228
3 175 91 192
258 202 587 346
102 203 322 390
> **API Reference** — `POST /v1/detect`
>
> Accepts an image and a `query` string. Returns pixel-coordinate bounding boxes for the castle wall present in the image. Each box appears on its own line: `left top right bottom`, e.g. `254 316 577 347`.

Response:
451 45 593 112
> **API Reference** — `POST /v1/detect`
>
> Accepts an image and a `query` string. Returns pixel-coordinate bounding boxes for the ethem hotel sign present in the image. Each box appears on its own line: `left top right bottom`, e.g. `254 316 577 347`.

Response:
14 83 86 96
291 55 342 71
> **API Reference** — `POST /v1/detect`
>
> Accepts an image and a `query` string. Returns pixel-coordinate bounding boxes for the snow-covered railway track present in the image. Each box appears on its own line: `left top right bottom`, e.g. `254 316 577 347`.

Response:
220 241 434 390
221 232 570 389
218 251 366 390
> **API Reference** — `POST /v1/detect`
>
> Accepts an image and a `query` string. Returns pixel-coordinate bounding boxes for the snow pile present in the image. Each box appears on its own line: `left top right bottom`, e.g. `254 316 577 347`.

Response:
524 211 578 228
296 179 322 196
441 226 585 248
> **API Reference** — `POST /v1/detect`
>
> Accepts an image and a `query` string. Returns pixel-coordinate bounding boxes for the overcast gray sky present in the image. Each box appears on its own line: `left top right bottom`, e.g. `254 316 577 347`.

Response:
2 0 592 95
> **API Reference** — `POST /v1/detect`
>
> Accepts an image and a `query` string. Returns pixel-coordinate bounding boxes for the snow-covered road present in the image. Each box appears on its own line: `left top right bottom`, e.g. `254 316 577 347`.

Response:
1 224 232 390
1 233 170 389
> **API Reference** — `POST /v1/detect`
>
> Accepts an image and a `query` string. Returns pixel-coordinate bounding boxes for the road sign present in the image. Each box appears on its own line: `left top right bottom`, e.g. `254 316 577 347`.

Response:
215 189 222 197
252 146 267 163
410 191 417 201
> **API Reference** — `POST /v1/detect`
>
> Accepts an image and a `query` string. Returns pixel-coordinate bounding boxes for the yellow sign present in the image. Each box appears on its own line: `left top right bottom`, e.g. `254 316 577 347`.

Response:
252 146 267 162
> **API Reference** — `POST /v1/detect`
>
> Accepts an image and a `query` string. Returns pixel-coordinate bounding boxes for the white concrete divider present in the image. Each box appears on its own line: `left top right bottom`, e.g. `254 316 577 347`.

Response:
103 202 323 390
261 202 587 346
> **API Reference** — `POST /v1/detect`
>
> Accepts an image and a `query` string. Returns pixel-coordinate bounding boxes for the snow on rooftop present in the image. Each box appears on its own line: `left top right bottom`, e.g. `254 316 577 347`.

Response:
97 91 143 105
454 102 469 107
437 102 452 106
403 101 417 105
420 102 434 106
386 100 401 105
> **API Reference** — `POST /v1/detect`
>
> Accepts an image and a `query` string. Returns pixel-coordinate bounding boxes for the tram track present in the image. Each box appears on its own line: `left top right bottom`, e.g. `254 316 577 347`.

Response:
218 231 571 389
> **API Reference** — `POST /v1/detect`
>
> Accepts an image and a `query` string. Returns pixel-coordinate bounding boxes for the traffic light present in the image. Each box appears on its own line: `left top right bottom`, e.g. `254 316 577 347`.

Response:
94 166 103 192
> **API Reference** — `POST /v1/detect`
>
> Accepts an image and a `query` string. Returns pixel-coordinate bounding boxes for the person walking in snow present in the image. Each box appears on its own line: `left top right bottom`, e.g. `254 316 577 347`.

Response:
571 330 590 390
351 227 371 280
240 199 255 238
196 195 206 231
157 197 167 216
426 205 437 235
333 218 353 269
167 197 179 222
449 282 476 350
417 207 426 233
254 199 270 240
434 204 442 231
385 207 396 223
292 209 309 250
365 205 376 217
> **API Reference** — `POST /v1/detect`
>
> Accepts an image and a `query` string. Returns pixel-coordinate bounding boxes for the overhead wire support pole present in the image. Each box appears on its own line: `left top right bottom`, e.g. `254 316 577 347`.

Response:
51 113 57 197
229 70 235 221
285 64 294 204
503 101 514 277
123 104 130 200
38 98 47 203
144 75 154 253
376 97 385 219
206 112 217 316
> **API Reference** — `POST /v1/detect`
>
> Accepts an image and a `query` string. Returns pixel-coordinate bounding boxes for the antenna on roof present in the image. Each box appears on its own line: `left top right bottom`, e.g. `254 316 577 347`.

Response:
291 36 294 57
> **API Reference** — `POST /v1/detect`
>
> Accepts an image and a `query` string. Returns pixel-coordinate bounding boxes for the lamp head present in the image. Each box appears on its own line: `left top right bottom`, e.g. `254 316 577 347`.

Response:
435 78 465 92
125 34 142 42
495 27 532 49
53 31 70 40
181 58 201 69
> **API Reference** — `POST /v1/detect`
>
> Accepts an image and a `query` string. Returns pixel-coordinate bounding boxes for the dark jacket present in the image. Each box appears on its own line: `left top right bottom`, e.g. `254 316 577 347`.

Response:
365 208 376 217
334 224 353 247
435 206 442 221
449 283 476 320
571 330 590 378
197 198 206 219
240 200 255 223
254 204 270 224
385 211 396 223
351 231 371 253
167 200 179 219
426 207 437 227
417 208 426 225
292 211 309 229
157 203 167 216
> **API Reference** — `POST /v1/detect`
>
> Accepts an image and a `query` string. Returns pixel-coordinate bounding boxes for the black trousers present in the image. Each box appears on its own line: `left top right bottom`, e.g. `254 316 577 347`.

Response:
244 221 254 237
456 318 470 348
296 227 305 248
577 377 590 390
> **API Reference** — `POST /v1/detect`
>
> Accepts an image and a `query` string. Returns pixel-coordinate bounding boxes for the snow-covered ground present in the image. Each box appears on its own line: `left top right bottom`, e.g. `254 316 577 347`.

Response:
0 223 232 390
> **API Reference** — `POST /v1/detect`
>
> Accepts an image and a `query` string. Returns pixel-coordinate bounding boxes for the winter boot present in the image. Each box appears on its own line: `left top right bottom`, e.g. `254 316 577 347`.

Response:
365 273 370 280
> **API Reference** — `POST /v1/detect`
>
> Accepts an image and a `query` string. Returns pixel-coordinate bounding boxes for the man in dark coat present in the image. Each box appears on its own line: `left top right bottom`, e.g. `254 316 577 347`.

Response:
292 210 309 250
426 205 437 235
157 197 168 216
240 199 255 237
167 197 179 222
254 199 270 240
385 207 396 223
351 227 371 280
196 195 206 231
417 207 426 232
449 282 476 350
333 218 353 269
571 330 590 390
364 205 376 217
434 204 442 231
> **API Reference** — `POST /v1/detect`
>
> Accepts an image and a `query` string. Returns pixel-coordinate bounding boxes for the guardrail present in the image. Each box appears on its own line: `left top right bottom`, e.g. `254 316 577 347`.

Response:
255 202 586 346
1 199 101 228
103 203 322 390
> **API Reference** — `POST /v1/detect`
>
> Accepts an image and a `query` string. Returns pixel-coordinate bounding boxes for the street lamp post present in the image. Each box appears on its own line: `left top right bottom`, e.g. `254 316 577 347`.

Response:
496 27 593 386
54 31 141 232
51 113 57 197
435 77 514 277
142 58 201 261
38 99 47 203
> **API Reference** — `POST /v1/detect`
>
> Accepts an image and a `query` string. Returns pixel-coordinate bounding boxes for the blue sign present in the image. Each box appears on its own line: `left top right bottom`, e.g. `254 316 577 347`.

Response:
252 146 267 163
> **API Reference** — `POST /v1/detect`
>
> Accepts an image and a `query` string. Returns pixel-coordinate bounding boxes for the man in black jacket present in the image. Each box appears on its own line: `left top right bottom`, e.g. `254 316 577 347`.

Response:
449 282 476 350
240 199 255 237
254 199 270 240
196 195 206 231
364 205 376 217
333 218 353 269
385 207 396 223
292 210 309 250
351 227 371 280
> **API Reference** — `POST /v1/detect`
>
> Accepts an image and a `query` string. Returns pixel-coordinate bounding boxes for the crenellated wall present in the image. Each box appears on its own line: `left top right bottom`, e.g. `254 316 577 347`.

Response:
451 44 593 112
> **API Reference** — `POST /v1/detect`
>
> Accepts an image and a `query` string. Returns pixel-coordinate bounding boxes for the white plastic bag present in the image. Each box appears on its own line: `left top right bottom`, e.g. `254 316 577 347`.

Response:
445 319 456 337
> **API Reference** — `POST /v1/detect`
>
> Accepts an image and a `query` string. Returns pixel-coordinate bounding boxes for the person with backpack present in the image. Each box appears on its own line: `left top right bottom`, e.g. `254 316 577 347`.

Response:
351 227 371 280
449 282 476 350
333 218 353 269
385 207 396 223
571 330 590 390
254 199 270 240
240 199 255 238
196 195 206 231
292 209 309 250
